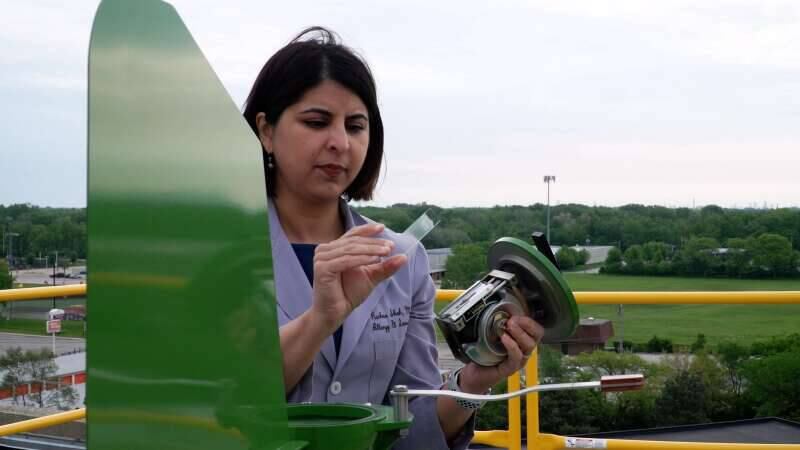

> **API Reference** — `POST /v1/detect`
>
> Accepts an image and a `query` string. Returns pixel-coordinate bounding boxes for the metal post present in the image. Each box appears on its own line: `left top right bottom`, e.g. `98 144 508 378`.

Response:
546 182 550 242
52 251 58 307
6 232 20 291
391 385 410 421
543 176 556 243
6 232 20 271
390 385 410 437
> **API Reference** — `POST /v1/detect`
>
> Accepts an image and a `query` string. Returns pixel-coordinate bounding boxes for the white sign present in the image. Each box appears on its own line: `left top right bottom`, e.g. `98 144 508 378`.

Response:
565 437 607 449
47 319 62 334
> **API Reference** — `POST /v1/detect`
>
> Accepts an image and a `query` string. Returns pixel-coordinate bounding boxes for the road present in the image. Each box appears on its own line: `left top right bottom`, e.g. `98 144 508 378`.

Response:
0 332 85 356
10 268 85 287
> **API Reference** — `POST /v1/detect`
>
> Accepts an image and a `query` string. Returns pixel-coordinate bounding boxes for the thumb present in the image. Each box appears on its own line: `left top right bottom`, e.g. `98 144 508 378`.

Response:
364 254 407 285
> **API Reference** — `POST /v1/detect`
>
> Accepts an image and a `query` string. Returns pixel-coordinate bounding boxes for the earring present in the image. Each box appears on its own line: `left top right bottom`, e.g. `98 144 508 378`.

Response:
266 152 275 169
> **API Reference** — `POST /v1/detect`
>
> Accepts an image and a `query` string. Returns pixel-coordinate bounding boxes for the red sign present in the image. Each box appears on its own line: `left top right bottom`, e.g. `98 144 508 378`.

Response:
46 320 61 334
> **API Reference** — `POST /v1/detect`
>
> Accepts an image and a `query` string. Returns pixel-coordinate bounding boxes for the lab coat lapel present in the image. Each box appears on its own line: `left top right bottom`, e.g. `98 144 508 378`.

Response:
336 282 389 374
268 202 337 369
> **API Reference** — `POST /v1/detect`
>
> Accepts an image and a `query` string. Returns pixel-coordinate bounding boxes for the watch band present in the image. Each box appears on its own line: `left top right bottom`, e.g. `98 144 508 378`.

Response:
446 368 484 410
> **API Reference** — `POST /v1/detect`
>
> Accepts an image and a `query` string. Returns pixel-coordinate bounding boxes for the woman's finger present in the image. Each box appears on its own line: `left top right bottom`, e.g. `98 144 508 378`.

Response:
317 254 382 275
315 241 393 262
511 316 545 344
505 318 538 356
362 254 407 285
501 332 524 368
342 223 384 238
320 235 394 249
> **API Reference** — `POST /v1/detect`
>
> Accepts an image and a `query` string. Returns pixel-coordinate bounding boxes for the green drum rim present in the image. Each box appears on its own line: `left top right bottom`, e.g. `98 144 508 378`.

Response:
487 237 579 343
286 403 383 428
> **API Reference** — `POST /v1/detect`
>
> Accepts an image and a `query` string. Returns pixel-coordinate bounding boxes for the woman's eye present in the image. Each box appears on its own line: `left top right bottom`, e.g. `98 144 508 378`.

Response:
305 120 327 129
347 123 366 133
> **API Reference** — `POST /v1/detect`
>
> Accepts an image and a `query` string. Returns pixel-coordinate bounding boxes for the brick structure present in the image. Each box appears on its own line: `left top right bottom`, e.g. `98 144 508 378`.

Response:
549 318 614 355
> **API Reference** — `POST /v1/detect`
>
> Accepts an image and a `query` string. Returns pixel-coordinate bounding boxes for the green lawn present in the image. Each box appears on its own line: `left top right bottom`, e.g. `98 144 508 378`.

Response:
564 274 800 292
0 297 86 337
436 274 800 346
0 318 85 338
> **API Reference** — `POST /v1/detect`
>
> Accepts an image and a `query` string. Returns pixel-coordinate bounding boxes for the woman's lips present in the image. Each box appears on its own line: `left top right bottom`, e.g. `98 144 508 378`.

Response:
317 164 345 178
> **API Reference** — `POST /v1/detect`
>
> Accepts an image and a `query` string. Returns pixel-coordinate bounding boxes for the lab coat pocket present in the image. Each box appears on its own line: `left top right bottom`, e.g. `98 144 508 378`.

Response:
369 338 398 403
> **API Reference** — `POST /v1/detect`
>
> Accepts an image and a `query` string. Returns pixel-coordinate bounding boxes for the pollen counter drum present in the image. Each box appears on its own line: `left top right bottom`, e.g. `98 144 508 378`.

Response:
436 236 579 366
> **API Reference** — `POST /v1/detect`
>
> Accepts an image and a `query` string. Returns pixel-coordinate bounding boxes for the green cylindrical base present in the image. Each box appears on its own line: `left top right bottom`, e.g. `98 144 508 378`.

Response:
287 403 412 450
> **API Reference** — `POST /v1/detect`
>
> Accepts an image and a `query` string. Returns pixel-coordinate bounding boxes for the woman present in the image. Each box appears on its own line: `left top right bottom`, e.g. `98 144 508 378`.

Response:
243 27 543 450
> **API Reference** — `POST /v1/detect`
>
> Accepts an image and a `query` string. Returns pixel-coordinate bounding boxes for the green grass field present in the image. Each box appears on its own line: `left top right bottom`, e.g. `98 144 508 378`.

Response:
0 318 85 338
564 274 800 292
435 274 800 346
0 297 86 337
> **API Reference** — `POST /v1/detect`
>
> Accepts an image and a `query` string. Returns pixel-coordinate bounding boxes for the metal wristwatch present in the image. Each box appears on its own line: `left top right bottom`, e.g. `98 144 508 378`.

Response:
446 368 485 410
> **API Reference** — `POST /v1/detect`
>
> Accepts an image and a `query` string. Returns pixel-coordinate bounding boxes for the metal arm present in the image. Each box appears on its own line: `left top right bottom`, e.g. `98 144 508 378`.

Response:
390 374 644 421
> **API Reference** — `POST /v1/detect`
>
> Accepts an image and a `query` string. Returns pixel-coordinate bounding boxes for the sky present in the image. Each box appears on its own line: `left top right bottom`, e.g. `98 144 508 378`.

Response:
1 1 799 209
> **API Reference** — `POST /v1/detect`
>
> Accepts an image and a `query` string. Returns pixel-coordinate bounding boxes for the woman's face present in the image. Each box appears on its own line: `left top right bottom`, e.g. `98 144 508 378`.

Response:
258 80 370 205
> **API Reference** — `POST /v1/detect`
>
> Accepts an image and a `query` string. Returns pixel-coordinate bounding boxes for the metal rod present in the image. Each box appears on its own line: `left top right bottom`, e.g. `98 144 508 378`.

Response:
392 380 603 403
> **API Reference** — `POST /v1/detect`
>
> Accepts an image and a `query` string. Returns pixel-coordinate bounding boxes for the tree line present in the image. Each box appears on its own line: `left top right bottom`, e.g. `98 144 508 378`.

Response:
355 203 800 284
357 203 800 251
603 233 800 278
1 204 86 267
3 201 799 274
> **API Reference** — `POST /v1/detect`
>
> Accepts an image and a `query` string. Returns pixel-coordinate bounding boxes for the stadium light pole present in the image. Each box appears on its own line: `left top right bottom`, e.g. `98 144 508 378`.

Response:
6 232 20 271
543 175 556 243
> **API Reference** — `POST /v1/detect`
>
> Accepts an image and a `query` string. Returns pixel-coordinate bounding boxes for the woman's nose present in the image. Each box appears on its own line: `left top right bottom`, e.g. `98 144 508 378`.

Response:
326 122 350 152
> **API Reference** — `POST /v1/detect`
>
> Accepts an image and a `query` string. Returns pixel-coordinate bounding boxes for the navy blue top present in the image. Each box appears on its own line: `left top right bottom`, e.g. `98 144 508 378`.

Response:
291 243 343 356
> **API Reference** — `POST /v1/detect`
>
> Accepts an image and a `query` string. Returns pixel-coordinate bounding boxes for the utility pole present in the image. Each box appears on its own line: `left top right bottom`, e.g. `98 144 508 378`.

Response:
6 232 20 283
6 232 20 268
4 230 20 319
52 251 58 308
543 175 556 243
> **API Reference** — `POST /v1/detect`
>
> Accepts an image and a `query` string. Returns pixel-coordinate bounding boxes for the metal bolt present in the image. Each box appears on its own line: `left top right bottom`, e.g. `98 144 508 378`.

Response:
390 384 410 428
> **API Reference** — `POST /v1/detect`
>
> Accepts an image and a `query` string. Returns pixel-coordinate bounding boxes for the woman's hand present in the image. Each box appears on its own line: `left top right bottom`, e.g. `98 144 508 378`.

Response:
310 223 407 332
458 315 545 393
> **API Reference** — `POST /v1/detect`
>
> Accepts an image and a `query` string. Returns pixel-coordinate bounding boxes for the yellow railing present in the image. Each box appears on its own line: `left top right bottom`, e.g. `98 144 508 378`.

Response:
0 408 85 436
1 285 800 448
0 284 86 303
438 289 800 304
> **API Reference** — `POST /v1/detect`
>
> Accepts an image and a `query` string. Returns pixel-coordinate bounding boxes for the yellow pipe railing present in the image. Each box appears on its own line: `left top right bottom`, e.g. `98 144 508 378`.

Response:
4 285 800 305
437 289 800 304
0 408 85 437
0 284 86 303
2 285 800 448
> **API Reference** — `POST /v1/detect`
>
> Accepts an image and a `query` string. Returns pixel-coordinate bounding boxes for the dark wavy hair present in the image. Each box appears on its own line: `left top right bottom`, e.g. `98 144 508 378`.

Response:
243 27 384 201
